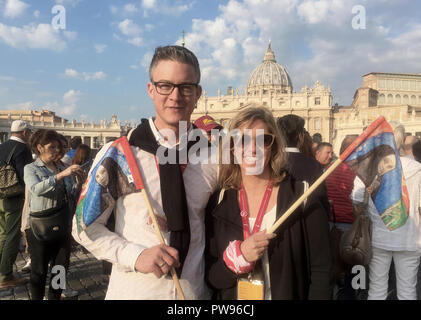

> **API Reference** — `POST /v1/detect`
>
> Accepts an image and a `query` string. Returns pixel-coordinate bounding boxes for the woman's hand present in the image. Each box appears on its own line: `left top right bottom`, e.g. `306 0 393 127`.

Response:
240 230 276 263
56 164 83 181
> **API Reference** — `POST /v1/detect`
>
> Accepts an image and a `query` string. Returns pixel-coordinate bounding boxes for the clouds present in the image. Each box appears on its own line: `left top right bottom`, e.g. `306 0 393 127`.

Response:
116 18 143 47
0 23 70 51
180 0 421 105
94 43 107 54
61 89 81 115
63 68 107 81
140 0 194 16
3 0 29 18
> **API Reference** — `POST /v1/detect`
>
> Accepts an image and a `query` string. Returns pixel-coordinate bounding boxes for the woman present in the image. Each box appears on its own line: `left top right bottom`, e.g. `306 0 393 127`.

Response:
71 144 91 200
24 129 82 300
205 105 332 300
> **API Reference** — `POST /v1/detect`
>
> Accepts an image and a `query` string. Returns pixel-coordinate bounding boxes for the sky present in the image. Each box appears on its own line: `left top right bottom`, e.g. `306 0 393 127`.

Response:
0 0 420 125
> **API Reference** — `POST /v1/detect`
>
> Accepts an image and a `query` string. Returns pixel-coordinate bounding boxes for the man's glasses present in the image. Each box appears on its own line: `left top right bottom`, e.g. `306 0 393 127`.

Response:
153 81 198 96
231 133 275 149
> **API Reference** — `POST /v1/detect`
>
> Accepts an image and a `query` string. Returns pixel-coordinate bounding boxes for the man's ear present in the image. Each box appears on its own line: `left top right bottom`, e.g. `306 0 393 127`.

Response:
196 84 202 101
147 82 154 100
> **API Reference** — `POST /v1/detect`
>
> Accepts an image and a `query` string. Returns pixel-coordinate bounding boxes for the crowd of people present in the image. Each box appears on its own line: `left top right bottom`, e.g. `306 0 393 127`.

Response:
1 44 421 300
0 126 92 299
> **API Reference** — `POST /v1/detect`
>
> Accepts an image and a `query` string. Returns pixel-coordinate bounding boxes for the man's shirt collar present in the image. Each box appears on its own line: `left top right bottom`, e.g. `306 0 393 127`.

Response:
285 147 300 153
10 136 26 144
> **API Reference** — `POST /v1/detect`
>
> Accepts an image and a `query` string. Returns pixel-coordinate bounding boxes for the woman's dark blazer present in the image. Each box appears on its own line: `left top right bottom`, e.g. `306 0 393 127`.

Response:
204 173 333 300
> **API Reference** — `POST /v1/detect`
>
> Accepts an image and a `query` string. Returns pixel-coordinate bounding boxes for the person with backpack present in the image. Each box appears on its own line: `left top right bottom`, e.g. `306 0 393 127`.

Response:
0 120 33 288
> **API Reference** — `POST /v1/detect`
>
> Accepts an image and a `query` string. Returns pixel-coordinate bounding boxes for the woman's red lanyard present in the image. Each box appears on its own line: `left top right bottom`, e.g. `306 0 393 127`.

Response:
239 182 273 240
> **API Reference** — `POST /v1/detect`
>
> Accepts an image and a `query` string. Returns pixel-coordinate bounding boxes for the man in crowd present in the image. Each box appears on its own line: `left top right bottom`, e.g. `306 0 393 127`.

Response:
325 135 358 299
315 142 334 170
277 114 333 298
61 136 82 166
404 135 420 159
194 115 223 143
0 120 33 288
72 45 218 299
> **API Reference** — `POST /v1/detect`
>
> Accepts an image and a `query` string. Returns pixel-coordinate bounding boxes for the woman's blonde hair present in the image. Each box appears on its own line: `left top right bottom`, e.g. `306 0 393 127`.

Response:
218 103 288 190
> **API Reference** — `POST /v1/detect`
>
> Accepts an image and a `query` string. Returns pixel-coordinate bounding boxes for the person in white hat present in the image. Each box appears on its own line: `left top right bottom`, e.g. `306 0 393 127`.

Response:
0 120 33 289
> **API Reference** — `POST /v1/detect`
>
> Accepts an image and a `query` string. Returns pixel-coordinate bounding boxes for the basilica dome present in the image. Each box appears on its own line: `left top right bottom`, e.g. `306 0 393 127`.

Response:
246 42 292 95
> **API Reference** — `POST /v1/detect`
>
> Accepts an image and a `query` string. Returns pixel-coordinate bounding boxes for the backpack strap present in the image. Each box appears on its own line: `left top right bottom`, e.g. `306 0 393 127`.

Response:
6 145 18 165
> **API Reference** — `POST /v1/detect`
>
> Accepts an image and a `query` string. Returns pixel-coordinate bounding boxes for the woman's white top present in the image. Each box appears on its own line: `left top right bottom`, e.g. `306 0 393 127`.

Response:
248 204 277 300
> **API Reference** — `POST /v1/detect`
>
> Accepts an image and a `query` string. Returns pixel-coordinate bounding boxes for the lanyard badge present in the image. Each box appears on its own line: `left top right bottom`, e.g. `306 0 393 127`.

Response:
237 182 273 300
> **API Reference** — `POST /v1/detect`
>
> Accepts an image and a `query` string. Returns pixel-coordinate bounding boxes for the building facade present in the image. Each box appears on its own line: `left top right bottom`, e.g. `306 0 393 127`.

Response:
332 72 421 153
0 110 132 150
192 42 334 143
192 43 421 155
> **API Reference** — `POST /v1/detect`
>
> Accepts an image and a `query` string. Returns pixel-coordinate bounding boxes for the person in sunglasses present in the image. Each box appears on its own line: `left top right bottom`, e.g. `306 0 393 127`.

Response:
205 105 332 300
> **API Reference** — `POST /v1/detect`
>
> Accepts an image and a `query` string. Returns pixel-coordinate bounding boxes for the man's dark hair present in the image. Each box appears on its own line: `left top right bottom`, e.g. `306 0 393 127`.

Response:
312 133 322 144
149 45 201 83
316 142 332 153
340 135 358 155
413 140 421 163
70 136 82 149
277 114 305 147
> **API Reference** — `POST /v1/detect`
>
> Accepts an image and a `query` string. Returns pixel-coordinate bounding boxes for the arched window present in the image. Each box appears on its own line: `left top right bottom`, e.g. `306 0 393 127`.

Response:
403 95 409 104
395 94 401 104
387 94 393 104
411 95 417 105
379 94 385 104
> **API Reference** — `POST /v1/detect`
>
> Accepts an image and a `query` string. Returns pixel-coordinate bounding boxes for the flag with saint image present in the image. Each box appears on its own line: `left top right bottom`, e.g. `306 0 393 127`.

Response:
340 116 409 231
268 116 409 235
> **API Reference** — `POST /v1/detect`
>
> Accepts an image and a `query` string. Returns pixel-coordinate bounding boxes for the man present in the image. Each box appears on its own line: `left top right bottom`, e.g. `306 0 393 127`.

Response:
403 135 419 159
61 136 81 166
325 135 358 300
0 120 33 288
315 142 333 169
194 115 223 143
72 45 217 299
352 122 421 300
277 114 332 299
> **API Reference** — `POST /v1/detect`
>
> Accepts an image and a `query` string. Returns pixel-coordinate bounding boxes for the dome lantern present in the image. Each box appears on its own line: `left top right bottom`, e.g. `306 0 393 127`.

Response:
246 41 292 95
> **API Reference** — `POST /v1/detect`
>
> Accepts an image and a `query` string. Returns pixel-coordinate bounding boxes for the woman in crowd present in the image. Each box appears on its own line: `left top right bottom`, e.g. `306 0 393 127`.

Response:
71 144 91 202
24 129 82 300
205 104 332 300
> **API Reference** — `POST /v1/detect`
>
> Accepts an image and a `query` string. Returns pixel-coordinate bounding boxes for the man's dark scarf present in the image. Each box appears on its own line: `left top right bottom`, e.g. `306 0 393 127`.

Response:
129 118 201 276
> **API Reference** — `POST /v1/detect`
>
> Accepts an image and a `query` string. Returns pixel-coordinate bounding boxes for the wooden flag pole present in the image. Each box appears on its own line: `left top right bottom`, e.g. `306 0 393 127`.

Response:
267 116 386 234
141 188 186 300
267 158 343 234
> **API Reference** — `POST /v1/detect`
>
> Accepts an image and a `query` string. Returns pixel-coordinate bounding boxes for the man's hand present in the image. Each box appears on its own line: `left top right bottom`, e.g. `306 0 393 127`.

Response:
240 230 276 263
135 244 180 278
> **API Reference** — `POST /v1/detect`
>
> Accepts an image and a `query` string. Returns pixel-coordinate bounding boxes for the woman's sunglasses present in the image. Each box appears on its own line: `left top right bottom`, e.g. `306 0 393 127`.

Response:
231 133 275 149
